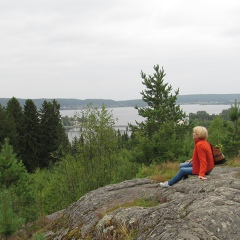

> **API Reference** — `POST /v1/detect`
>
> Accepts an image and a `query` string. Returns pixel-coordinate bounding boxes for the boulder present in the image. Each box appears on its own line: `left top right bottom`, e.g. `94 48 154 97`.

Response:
41 166 240 240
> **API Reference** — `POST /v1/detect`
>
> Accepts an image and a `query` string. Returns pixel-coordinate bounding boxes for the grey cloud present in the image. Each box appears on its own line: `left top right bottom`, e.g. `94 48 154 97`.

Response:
1 0 240 100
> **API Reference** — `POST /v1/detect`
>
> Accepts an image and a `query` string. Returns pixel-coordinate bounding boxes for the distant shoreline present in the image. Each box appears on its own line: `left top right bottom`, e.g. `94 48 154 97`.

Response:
1 94 239 109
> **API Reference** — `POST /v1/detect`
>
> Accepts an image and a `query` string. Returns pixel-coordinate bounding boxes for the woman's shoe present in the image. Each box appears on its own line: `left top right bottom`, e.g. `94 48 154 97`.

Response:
159 181 170 187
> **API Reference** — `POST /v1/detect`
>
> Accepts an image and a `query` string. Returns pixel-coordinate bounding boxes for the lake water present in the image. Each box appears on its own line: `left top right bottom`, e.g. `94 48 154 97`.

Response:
61 104 231 141
60 104 231 126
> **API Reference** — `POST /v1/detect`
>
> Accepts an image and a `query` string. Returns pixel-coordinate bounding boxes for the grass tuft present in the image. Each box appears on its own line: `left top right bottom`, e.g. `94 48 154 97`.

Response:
226 156 240 167
138 161 179 181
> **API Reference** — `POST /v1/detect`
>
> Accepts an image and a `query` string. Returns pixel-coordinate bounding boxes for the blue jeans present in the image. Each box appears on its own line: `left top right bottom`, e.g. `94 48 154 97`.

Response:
168 162 193 186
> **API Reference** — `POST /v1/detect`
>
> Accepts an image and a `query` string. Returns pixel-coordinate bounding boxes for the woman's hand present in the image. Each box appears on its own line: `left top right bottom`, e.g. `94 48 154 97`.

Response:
186 158 192 164
198 176 207 180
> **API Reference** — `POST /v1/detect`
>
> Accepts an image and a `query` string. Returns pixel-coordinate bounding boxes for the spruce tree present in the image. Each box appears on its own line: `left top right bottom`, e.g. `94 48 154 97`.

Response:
0 105 18 148
22 99 41 172
39 99 70 168
5 97 25 159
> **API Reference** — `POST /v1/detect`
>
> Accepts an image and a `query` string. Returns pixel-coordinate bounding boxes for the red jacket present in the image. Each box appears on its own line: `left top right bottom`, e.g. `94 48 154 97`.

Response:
192 139 214 176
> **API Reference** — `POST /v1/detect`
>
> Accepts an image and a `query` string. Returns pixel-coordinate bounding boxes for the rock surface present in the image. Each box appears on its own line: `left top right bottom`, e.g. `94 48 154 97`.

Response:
41 166 240 240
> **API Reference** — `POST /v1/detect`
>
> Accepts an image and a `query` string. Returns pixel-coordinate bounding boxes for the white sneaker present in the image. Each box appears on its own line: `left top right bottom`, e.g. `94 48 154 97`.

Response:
160 181 170 187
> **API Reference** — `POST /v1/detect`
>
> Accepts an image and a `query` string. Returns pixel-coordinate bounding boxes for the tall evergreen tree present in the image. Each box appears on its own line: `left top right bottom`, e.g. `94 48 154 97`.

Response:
22 99 41 172
5 97 25 159
131 65 188 164
0 105 18 148
134 65 186 135
39 99 69 168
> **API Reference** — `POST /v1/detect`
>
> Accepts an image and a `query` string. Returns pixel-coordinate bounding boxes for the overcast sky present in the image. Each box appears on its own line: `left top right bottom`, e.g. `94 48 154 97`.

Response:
1 0 240 100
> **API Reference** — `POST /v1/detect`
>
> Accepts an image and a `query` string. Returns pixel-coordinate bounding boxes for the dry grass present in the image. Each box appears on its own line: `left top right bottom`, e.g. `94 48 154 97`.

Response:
147 161 179 182
116 221 137 240
226 156 240 167
226 156 240 178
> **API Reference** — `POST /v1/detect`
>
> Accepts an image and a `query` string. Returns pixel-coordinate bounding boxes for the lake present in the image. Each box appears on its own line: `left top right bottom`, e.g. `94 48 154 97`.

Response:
60 104 231 125
60 104 231 141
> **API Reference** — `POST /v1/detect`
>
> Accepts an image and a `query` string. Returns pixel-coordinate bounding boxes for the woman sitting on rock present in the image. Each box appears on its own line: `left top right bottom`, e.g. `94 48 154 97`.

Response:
160 126 214 187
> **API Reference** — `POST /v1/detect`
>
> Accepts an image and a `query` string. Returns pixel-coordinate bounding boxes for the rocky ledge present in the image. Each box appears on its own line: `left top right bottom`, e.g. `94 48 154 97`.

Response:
40 166 240 240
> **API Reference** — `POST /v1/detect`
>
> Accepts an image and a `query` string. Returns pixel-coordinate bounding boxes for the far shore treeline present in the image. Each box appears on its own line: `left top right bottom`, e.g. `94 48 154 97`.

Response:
1 93 240 109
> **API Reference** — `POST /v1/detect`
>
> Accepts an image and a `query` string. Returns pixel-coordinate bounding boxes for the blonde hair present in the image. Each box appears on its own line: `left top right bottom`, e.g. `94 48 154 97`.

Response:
193 126 208 139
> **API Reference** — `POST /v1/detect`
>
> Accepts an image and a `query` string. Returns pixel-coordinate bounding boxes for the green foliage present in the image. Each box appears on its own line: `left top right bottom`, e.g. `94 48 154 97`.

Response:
31 151 138 215
135 65 186 135
0 189 24 239
75 104 120 188
32 157 85 214
39 99 70 168
22 99 41 172
1 98 70 172
61 114 83 127
130 65 188 165
221 108 230 121
5 97 25 159
208 117 228 145
229 100 240 122
188 103 240 157
30 105 138 215
0 105 18 149
0 139 37 222
229 100 240 142
204 104 240 157
33 233 46 240
31 168 53 215
189 111 216 127
0 139 26 189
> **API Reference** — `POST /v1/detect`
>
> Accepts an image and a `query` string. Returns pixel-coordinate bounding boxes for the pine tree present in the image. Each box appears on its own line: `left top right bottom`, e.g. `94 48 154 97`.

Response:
0 139 37 222
0 189 24 239
134 65 186 136
0 139 26 189
131 65 188 164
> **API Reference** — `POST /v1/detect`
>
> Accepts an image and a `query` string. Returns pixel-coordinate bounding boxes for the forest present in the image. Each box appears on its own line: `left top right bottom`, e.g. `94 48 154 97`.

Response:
0 65 240 239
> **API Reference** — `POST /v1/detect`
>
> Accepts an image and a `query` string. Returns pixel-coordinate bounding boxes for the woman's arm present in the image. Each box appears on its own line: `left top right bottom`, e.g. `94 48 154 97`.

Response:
196 144 208 178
